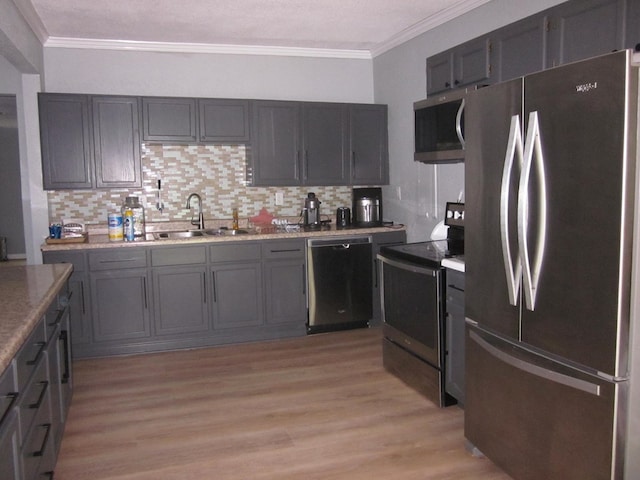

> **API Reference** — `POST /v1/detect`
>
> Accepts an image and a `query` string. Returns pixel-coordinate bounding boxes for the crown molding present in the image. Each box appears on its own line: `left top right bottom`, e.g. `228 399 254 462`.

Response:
11 0 49 43
371 0 492 57
43 37 373 59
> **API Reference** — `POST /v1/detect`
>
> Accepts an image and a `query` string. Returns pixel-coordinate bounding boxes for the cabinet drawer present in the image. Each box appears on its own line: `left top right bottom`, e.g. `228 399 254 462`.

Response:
262 239 305 259
15 320 47 392
43 250 86 273
21 394 52 480
151 246 207 266
18 357 49 444
89 249 147 270
446 270 465 292
210 243 261 263
0 365 17 428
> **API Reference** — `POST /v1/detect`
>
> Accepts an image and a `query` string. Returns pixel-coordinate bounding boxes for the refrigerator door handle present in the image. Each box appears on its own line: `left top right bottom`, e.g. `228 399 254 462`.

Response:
518 111 547 311
500 114 523 306
456 98 465 149
470 330 601 396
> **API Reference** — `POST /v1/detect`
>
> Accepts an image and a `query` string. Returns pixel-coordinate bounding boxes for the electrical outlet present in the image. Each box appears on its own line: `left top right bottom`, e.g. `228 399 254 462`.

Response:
275 191 284 206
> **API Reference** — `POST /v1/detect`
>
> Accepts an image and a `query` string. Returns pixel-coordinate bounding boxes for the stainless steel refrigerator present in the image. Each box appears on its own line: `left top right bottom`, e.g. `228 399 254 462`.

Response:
464 50 639 480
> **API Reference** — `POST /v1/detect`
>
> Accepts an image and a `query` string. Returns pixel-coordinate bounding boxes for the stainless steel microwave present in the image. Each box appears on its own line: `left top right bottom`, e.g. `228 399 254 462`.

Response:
414 87 467 164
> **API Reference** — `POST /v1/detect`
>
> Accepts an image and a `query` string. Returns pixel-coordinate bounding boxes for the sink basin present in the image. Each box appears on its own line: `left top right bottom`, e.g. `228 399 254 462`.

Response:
153 230 205 240
204 228 251 236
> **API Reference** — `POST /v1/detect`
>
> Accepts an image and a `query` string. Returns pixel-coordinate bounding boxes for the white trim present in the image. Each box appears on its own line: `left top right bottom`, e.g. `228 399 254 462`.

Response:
43 37 373 59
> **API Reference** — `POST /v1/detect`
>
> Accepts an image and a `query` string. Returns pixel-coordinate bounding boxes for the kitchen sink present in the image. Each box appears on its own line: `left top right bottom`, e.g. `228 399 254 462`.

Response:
153 228 253 240
153 230 205 239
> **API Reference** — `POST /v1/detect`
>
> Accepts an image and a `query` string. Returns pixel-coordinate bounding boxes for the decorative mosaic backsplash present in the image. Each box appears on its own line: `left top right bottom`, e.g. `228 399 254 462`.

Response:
47 144 355 227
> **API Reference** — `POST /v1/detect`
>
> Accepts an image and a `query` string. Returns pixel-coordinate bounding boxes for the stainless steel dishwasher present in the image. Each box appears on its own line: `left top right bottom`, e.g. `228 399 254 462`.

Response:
306 236 372 334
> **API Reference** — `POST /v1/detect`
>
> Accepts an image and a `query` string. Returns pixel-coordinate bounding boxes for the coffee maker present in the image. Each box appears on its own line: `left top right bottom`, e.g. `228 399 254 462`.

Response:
352 187 382 227
303 192 322 228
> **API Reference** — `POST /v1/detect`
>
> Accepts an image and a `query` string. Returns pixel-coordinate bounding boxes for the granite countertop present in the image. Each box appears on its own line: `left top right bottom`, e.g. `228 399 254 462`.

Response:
0 264 73 373
41 222 407 252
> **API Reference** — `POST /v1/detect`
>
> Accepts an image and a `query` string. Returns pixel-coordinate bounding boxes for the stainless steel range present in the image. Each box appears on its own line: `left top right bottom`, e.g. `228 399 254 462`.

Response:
377 203 464 407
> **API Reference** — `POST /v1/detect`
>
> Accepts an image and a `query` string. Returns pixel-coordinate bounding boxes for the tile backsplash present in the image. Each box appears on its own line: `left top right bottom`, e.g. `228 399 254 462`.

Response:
47 144 356 227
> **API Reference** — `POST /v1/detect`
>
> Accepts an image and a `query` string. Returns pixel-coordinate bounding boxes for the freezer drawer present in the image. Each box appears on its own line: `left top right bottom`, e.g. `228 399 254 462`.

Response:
465 326 627 480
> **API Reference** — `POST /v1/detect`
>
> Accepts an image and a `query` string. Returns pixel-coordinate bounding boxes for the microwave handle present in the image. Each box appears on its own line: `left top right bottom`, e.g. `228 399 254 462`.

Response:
456 98 465 149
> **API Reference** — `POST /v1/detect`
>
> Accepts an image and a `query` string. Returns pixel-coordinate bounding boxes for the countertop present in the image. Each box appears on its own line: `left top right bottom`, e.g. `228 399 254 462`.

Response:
41 223 407 252
0 263 73 373
442 256 465 273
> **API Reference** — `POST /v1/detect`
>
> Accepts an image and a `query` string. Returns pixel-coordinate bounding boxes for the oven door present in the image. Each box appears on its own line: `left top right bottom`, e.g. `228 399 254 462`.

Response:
378 254 444 368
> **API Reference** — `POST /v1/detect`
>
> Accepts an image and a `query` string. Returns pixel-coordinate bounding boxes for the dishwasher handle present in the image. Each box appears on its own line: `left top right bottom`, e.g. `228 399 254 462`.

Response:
307 236 372 248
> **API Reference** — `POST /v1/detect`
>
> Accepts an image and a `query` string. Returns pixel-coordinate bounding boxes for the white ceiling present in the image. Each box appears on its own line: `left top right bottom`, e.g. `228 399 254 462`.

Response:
15 0 491 58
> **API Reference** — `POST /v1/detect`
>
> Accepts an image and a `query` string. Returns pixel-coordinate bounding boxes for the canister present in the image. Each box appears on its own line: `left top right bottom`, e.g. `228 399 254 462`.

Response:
108 213 123 241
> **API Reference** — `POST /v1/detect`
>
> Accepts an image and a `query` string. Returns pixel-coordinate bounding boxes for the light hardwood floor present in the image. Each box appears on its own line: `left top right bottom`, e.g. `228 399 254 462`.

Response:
56 327 511 480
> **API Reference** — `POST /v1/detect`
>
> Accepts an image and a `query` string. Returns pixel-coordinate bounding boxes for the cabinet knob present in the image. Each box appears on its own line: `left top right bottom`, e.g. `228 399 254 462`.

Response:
454 80 460 86
445 81 451 88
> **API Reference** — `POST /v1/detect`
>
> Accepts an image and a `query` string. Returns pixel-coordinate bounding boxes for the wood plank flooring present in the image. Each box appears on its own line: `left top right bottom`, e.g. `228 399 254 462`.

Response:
55 327 511 480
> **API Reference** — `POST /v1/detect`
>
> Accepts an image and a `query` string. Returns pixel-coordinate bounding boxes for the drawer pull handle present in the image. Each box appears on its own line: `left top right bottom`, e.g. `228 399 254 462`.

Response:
26 341 47 366
48 308 66 328
447 284 464 293
270 248 301 253
29 381 49 410
0 392 18 424
33 423 52 457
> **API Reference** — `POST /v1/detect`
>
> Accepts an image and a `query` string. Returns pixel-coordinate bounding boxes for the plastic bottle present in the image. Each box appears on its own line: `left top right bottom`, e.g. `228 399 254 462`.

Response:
232 207 239 230
121 196 146 239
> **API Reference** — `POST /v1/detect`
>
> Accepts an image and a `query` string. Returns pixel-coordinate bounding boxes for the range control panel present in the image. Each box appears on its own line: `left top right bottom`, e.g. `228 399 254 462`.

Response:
445 202 465 228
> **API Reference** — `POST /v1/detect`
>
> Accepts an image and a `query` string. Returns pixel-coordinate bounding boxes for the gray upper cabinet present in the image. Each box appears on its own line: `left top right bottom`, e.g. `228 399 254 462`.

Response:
546 0 626 67
199 99 250 143
627 0 640 49
426 36 492 95
142 97 198 142
493 15 548 83
92 96 142 188
39 93 142 190
250 100 302 186
302 103 349 185
142 97 250 143
350 104 389 185
39 94 93 190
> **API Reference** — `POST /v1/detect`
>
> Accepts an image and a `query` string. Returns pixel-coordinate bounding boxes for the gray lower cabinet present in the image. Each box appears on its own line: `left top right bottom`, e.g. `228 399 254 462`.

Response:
43 251 92 347
210 243 264 329
89 249 151 344
0 365 20 480
151 245 209 337
262 239 307 331
445 269 465 405
3 282 73 480
39 93 142 190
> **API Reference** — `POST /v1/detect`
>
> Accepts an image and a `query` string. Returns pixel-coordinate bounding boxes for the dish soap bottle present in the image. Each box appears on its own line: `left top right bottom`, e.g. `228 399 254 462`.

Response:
121 196 146 239
232 207 239 230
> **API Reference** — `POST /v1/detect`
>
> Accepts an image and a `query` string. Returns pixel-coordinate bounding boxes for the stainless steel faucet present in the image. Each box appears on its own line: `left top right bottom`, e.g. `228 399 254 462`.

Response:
186 193 205 230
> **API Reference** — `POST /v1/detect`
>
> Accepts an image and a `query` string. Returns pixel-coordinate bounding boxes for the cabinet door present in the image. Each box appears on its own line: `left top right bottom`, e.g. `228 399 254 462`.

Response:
92 96 142 188
455 37 492 87
91 269 151 342
153 265 210 336
494 15 548 82
426 51 454 95
445 270 465 405
546 0 625 67
250 101 301 186
349 104 389 185
142 97 198 142
43 251 92 346
263 260 306 326
626 0 640 50
0 366 20 480
199 99 250 143
302 103 349 185
210 263 263 329
39 93 93 190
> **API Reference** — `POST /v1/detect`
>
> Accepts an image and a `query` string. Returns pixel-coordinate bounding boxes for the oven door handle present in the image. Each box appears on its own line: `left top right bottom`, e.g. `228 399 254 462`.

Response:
377 254 438 277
